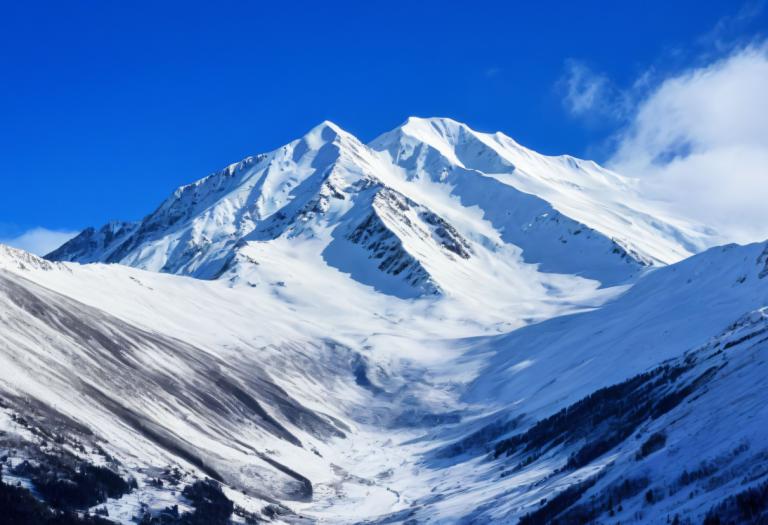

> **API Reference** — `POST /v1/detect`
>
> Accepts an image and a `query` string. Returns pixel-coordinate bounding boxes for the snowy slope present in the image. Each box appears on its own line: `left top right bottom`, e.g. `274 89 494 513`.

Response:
0 250 355 511
369 118 712 281
382 241 768 524
5 237 768 524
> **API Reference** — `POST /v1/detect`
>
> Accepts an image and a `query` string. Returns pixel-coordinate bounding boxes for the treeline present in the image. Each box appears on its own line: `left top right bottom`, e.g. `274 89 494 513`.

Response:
11 456 134 510
518 474 652 525
703 479 768 524
518 476 598 525
138 479 235 525
0 468 115 525
494 362 700 470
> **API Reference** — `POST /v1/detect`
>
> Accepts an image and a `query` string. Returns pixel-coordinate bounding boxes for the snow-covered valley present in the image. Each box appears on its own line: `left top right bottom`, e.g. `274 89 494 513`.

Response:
2 118 767 524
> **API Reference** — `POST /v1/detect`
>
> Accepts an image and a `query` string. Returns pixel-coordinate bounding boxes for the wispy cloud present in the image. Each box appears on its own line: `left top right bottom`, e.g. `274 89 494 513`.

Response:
608 42 768 243
0 227 78 256
558 2 768 245
698 0 766 53
558 60 629 121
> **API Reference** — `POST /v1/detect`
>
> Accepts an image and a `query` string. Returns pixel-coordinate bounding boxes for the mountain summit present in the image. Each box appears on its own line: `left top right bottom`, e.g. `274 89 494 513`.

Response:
48 118 711 296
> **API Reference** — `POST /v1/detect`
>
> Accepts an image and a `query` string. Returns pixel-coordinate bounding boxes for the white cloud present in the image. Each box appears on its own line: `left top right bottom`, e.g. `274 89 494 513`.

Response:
0 228 78 256
608 43 768 244
560 60 628 120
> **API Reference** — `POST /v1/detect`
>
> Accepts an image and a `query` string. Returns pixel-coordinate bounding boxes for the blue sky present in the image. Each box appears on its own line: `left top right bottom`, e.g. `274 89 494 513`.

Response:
1 1 767 253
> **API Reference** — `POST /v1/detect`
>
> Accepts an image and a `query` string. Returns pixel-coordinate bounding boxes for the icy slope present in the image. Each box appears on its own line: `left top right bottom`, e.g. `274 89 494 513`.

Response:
48 119 712 293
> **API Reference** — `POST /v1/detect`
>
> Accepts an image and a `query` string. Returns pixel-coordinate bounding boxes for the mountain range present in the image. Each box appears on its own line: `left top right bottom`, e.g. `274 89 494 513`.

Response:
1 118 766 524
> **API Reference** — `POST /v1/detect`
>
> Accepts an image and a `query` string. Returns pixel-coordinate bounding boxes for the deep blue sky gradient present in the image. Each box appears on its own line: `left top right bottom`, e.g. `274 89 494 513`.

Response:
1 0 763 234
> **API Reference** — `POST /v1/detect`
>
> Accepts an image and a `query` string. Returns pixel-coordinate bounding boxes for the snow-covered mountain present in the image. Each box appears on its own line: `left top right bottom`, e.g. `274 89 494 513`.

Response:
48 118 711 293
2 119 767 525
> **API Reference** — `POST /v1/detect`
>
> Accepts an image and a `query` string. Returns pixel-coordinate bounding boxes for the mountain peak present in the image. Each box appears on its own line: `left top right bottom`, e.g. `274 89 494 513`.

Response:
403 115 465 128
316 119 343 132
399 116 469 141
301 120 350 148
392 117 528 155
47 118 713 292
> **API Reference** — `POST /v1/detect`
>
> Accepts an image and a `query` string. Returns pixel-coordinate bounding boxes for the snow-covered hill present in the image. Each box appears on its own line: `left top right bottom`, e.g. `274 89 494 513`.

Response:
3 119 767 524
